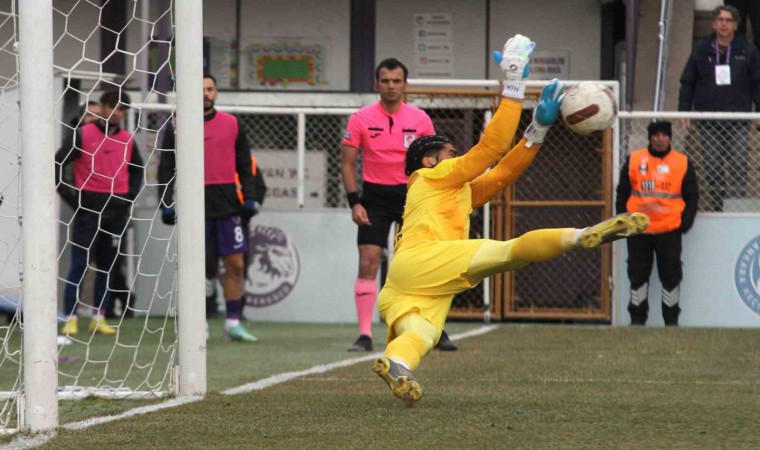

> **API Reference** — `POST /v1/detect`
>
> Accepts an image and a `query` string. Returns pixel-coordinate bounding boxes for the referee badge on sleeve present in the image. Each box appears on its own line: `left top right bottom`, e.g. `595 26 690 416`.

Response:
343 130 351 140
403 133 417 149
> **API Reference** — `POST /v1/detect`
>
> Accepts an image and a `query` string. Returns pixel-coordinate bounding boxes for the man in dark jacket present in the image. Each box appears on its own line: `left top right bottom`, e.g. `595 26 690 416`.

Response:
678 4 760 211
616 121 699 326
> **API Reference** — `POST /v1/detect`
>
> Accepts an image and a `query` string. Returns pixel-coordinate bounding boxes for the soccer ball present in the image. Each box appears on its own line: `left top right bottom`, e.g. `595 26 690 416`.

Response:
560 82 618 135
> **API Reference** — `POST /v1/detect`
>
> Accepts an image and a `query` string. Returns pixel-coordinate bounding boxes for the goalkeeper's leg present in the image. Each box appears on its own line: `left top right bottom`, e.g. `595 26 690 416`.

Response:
373 312 437 404
464 213 650 283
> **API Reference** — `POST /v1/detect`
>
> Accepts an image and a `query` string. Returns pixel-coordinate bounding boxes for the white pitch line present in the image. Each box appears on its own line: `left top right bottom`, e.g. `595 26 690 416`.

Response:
63 394 204 430
2 324 499 449
222 325 498 395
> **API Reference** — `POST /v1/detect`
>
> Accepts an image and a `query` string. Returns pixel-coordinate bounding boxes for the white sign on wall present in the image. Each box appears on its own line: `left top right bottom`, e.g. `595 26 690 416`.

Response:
531 50 571 80
254 150 326 209
413 13 454 78
243 210 378 324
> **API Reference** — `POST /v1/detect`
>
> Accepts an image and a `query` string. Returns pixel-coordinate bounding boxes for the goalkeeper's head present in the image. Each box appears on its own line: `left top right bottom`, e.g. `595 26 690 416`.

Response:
405 134 457 176
99 90 131 125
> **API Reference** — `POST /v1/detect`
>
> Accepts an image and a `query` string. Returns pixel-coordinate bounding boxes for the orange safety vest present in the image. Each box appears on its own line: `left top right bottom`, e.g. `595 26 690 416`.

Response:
235 156 258 204
625 148 687 234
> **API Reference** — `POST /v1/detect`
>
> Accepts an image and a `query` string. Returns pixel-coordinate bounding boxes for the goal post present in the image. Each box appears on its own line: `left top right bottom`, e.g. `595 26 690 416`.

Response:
19 0 58 433
0 0 210 434
174 0 207 396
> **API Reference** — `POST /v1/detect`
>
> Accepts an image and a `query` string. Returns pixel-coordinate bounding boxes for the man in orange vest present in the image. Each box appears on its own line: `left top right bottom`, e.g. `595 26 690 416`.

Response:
616 121 699 326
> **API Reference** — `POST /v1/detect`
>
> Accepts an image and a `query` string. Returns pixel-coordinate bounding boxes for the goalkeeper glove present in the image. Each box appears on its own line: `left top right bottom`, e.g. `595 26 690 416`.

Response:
524 78 565 146
492 34 535 100
241 199 260 219
161 206 176 225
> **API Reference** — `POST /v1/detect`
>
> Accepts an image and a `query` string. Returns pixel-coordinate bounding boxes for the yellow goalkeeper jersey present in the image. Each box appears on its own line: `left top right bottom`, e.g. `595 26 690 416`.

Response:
395 98 539 253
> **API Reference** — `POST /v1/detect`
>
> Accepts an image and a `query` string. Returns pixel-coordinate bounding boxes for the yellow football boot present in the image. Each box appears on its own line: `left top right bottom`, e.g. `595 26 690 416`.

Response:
89 317 117 335
372 357 423 406
578 212 650 249
60 317 79 335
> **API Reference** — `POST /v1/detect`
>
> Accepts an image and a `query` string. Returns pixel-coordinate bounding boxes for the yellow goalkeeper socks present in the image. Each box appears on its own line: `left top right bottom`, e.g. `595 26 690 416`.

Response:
510 228 579 262
385 312 439 371
385 332 430 372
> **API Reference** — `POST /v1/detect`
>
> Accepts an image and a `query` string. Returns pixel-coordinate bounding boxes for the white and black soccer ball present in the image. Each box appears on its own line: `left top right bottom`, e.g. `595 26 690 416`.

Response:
560 82 618 135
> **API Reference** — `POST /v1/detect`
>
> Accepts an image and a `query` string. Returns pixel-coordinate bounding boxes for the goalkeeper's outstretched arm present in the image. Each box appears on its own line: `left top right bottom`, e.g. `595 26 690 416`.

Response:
469 138 538 208
429 98 523 189
424 35 534 189
469 79 565 208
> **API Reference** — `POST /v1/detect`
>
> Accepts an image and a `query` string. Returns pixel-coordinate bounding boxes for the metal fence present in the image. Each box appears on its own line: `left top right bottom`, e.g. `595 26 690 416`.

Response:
136 80 620 323
71 85 760 328
618 111 760 213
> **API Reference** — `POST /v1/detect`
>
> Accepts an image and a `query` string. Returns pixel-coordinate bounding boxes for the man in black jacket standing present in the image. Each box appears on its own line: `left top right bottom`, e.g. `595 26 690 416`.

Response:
678 4 760 211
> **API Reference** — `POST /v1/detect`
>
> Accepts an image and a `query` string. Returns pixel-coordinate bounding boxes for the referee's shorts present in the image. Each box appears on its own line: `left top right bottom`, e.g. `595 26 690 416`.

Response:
357 182 406 248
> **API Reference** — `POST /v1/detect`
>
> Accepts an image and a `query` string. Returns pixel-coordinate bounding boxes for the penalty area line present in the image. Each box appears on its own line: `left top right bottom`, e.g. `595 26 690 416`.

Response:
222 324 499 395
3 324 498 449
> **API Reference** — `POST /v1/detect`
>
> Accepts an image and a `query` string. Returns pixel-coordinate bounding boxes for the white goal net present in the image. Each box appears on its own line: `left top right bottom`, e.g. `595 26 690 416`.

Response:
53 0 178 402
0 0 22 434
0 0 210 434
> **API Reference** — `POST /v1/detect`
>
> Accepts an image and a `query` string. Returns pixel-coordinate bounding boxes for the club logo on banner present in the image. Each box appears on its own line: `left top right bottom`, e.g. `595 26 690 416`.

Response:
735 236 760 316
244 224 300 307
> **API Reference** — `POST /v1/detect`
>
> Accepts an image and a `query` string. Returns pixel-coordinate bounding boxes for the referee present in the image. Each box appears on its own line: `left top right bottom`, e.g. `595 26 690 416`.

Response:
341 58 457 352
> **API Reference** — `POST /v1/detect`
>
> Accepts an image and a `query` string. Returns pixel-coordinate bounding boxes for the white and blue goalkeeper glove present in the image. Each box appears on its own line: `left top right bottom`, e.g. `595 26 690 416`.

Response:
492 34 535 99
524 78 565 146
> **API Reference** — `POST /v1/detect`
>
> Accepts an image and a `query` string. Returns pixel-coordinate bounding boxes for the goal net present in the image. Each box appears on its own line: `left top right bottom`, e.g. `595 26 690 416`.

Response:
0 0 189 434
0 0 22 434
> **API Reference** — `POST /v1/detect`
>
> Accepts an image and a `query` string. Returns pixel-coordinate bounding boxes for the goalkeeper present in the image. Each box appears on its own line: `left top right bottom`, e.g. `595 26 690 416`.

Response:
372 34 650 405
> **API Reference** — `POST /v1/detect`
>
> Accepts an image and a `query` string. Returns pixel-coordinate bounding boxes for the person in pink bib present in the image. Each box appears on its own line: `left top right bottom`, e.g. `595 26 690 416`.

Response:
341 58 457 352
56 90 143 336
158 74 261 343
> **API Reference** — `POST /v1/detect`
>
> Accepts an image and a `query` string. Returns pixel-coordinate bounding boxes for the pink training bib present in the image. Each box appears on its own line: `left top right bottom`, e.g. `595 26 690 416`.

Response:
75 123 134 194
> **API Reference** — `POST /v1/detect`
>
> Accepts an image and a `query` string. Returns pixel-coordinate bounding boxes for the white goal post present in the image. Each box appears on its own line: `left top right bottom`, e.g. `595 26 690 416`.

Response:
0 0 207 434
19 0 58 434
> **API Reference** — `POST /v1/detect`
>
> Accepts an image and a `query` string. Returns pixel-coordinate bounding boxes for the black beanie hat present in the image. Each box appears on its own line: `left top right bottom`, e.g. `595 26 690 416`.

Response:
647 120 672 138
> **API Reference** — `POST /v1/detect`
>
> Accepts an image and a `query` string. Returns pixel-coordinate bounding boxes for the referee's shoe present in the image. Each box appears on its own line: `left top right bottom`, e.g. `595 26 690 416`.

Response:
435 330 458 351
348 334 373 352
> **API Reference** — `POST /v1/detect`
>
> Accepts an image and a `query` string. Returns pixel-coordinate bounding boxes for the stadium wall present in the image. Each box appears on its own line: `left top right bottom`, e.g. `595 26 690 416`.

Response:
614 215 760 327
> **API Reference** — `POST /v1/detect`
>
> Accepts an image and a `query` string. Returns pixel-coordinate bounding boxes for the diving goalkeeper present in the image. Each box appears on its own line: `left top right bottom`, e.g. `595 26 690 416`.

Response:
372 34 649 405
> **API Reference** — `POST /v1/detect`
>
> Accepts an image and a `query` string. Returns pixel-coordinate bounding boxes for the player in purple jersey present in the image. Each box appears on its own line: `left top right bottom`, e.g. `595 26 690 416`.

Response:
158 74 262 342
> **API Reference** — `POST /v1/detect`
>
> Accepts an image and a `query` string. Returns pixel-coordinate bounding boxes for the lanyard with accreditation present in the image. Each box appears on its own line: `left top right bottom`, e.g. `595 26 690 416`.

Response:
715 41 731 86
